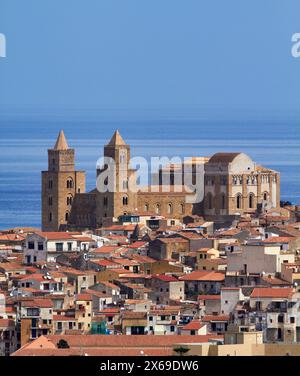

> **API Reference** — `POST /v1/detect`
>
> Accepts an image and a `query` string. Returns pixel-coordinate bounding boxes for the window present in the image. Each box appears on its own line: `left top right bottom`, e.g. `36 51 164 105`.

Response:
170 326 175 332
33 256 37 263
48 196 52 206
67 178 74 189
263 192 268 201
38 242 43 251
249 193 254 209
149 316 153 321
55 243 63 252
67 242 72 251
144 203 149 212
49 212 52 222
290 317 295 324
103 197 108 206
236 194 242 209
67 195 73 205
28 242 34 250
155 204 160 214
65 212 69 221
48 180 53 189
179 203 184 214
27 308 39 317
122 196 128 205
167 203 173 214
221 193 226 210
207 193 213 209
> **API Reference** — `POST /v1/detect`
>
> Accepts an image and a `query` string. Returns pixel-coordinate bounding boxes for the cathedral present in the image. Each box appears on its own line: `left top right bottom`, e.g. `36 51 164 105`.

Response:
42 130 280 231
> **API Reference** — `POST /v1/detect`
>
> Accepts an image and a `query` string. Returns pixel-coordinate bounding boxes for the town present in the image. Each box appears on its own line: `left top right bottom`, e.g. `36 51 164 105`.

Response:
0 130 300 356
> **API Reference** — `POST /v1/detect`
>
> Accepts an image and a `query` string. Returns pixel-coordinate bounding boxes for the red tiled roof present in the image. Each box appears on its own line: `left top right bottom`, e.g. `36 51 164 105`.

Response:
76 294 93 301
34 231 81 240
153 274 179 282
180 271 225 282
250 287 293 299
182 320 205 330
22 298 54 308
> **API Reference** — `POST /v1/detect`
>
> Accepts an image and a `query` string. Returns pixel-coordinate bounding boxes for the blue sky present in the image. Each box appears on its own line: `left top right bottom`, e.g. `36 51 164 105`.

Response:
0 0 300 120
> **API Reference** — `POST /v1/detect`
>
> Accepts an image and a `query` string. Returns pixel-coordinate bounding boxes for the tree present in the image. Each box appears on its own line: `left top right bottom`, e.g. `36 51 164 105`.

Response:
57 339 70 349
173 346 190 356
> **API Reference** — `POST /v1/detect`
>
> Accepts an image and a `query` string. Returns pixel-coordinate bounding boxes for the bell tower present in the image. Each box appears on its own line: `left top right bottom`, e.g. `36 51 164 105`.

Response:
41 130 86 231
96 130 137 224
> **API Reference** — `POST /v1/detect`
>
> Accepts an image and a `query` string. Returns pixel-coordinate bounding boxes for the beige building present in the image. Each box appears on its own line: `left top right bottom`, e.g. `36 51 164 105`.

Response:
42 131 280 230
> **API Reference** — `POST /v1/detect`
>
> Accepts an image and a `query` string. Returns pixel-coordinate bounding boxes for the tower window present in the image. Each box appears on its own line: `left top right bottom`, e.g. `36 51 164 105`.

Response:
263 192 268 201
67 195 73 205
48 180 53 189
123 196 128 206
48 196 53 206
67 178 74 189
49 213 52 222
65 212 69 221
103 197 108 207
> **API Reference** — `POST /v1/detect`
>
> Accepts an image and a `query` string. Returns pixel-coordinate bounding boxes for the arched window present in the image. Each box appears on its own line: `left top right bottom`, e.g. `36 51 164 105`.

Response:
65 212 69 221
207 193 213 210
236 194 242 209
179 203 184 214
48 196 52 206
263 192 268 201
67 195 73 206
123 180 128 190
167 203 173 214
48 180 53 189
221 193 226 210
49 212 52 222
249 193 254 209
144 203 149 212
155 204 160 214
122 196 128 206
67 177 74 189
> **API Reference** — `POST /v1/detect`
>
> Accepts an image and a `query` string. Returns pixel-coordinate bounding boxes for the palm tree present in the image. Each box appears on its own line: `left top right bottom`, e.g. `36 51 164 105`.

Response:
173 346 190 356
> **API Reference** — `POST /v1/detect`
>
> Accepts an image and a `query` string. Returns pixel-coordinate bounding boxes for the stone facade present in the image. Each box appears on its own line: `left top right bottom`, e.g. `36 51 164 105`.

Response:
42 130 281 231
41 131 85 231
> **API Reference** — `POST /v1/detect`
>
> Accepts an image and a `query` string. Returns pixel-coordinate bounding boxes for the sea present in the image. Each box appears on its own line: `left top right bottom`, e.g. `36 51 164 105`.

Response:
0 115 299 230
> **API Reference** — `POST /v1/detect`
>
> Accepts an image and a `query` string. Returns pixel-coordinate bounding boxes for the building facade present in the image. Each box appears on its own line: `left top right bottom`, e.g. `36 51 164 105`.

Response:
42 130 280 230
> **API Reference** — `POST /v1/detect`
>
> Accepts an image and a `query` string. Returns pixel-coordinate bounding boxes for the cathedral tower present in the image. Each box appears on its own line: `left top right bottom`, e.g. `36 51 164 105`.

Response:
96 130 137 224
41 130 86 231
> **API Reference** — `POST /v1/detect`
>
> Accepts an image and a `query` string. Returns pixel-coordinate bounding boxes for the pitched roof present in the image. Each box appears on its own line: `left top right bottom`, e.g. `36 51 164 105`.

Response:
180 271 225 282
53 130 69 150
153 274 179 282
182 320 205 330
250 287 293 299
107 130 126 146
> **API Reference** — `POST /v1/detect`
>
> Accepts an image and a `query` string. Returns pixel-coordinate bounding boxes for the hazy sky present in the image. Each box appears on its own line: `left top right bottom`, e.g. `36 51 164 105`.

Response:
1 0 300 119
